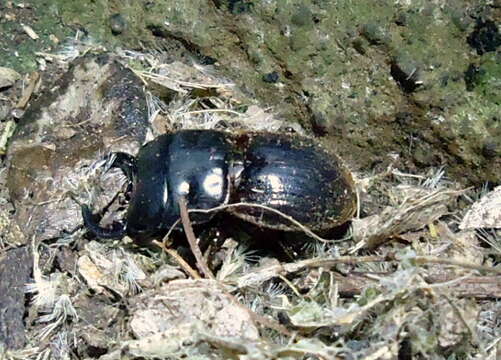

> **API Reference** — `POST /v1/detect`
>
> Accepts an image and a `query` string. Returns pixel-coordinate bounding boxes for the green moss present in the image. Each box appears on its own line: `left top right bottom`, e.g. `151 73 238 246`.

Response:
0 1 73 72
2 0 499 184
472 53 501 104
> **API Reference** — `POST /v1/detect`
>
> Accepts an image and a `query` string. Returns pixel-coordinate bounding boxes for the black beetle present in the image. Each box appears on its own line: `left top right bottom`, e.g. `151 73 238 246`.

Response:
82 130 356 242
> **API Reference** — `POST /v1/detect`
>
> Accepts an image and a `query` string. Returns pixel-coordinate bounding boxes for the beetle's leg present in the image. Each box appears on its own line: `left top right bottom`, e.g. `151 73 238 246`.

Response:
107 152 137 183
80 152 136 239
81 205 127 239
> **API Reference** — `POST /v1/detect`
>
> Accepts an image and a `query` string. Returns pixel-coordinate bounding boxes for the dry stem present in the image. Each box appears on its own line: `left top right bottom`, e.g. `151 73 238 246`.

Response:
178 198 215 279
189 202 339 243
152 240 201 280
16 71 40 109
237 254 501 289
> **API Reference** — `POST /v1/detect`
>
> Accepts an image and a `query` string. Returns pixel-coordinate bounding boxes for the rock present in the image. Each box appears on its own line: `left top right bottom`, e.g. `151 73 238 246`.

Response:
73 293 121 357
482 139 498 158
0 247 32 349
150 264 186 286
228 0 253 14
129 279 259 340
262 71 279 83
394 12 408 26
80 328 110 358
6 54 149 242
78 255 110 295
390 54 423 93
109 14 127 35
56 246 78 275
123 323 197 358
311 110 329 135
48 0 501 184
467 19 501 55
311 110 345 137
74 294 120 331
0 208 25 246
0 67 21 90
360 23 389 46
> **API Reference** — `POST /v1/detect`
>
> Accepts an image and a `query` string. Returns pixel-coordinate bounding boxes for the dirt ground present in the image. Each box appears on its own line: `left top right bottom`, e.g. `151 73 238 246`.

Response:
0 1 499 359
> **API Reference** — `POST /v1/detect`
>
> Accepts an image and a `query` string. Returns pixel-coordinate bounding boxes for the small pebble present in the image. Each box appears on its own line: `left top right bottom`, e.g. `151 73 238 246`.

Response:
0 67 20 90
360 23 389 45
229 0 253 14
390 55 423 93
262 71 279 83
482 140 498 158
109 14 127 35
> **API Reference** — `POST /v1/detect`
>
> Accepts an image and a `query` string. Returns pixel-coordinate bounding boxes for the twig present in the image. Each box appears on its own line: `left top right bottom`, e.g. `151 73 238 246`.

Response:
413 256 501 275
21 24 39 40
485 337 500 352
278 274 302 298
250 311 293 337
180 109 243 117
237 255 389 288
236 254 501 288
16 72 40 109
442 294 476 344
161 218 181 245
196 333 248 354
178 198 215 279
152 240 201 280
137 70 230 89
189 202 339 243
148 200 349 247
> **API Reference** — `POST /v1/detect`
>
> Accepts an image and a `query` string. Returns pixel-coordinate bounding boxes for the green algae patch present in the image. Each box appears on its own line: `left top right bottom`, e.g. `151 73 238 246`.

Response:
2 0 499 185
0 1 73 72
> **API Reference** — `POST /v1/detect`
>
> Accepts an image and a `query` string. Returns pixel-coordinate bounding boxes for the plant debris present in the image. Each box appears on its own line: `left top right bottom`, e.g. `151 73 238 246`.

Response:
0 45 499 360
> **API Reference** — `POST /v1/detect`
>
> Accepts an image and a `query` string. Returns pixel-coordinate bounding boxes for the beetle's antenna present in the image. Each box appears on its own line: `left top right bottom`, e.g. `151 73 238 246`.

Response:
81 205 127 239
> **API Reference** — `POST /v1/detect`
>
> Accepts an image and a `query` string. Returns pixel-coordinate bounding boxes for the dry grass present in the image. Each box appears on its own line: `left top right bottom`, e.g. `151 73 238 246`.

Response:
1 46 499 360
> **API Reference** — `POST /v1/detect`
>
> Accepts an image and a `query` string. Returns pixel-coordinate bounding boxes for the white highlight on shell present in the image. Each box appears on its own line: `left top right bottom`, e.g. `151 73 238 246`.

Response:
203 167 224 199
258 174 287 206
263 174 285 194
162 179 169 205
178 181 190 196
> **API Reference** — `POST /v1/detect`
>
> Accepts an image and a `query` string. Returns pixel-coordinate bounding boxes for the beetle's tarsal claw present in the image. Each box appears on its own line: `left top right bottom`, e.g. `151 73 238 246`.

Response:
81 205 126 239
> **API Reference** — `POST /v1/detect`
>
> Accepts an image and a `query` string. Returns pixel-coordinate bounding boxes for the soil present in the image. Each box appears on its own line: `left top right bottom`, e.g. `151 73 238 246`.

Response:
0 1 499 359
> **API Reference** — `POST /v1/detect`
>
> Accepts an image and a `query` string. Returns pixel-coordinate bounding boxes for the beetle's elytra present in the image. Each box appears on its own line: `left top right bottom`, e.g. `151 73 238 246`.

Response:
82 130 356 242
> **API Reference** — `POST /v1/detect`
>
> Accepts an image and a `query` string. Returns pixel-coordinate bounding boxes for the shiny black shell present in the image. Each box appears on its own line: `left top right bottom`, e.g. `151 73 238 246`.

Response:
127 130 234 239
82 130 356 241
231 132 355 231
